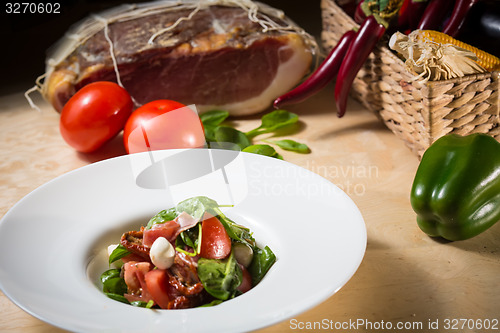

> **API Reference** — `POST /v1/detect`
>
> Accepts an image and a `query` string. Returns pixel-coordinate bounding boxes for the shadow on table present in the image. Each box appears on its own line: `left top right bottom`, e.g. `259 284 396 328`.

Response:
76 133 127 164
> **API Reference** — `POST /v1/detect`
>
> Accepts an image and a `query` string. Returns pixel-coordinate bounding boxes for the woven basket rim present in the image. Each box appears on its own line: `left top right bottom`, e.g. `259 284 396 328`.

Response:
321 0 500 86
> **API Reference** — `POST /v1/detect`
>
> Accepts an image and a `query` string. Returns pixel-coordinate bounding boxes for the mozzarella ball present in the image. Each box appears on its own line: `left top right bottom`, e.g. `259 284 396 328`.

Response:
150 237 175 269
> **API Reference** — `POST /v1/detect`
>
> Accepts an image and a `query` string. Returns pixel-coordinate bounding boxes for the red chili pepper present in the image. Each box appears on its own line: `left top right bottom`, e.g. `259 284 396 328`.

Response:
398 0 430 32
337 0 359 18
408 0 430 30
354 1 367 24
397 0 412 29
273 30 356 109
334 15 386 118
417 0 455 30
442 0 479 37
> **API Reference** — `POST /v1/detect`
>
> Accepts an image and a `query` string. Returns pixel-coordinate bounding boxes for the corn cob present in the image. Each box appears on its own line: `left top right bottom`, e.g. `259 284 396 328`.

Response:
411 30 500 72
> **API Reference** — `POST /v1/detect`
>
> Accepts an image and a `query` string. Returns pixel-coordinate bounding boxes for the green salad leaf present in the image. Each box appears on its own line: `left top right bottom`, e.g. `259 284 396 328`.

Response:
197 251 242 300
248 245 276 285
214 126 251 150
267 139 310 154
200 108 308 160
201 110 230 143
176 196 219 220
101 268 128 295
146 207 177 229
108 244 130 265
245 110 298 138
200 110 229 127
175 223 201 256
243 144 283 159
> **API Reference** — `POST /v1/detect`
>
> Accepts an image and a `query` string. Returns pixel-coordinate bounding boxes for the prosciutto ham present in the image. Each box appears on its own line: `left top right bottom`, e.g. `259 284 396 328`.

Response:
40 0 317 116
143 211 199 247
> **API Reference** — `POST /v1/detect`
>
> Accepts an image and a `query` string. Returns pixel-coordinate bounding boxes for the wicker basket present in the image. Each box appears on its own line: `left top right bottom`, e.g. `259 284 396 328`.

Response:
321 0 500 157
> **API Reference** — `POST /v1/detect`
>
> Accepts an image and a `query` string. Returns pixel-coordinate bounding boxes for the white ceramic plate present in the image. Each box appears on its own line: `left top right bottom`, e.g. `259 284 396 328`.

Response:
0 149 366 333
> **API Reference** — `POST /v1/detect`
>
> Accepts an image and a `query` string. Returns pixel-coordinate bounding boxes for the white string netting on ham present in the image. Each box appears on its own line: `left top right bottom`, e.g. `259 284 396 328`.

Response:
25 0 318 111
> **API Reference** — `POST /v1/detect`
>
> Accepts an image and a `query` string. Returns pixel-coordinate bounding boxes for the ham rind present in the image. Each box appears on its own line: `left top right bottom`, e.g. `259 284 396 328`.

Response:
42 1 316 115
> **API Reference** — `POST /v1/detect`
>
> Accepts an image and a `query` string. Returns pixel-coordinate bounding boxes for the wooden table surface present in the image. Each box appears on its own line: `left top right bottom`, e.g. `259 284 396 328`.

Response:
1 85 499 333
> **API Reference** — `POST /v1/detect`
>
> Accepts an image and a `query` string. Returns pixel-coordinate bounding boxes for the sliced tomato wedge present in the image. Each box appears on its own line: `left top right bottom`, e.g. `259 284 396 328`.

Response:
122 261 154 304
199 213 231 259
144 269 171 309
237 264 252 293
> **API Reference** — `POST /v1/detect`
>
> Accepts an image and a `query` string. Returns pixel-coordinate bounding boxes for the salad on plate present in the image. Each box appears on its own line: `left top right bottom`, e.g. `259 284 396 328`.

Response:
101 196 276 309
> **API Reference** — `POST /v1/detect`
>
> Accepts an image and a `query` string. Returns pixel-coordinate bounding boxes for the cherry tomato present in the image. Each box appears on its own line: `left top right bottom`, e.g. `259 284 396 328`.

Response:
199 213 231 259
123 100 205 154
59 81 133 153
145 269 171 309
237 264 252 293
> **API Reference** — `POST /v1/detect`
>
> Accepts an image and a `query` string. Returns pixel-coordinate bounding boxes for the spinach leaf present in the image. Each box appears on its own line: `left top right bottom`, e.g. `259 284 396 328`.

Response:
108 245 130 265
201 110 230 144
246 110 298 138
248 246 276 285
176 196 219 221
197 251 242 300
174 197 248 245
104 293 130 304
175 224 201 256
131 300 155 308
268 139 310 154
242 144 283 159
200 110 229 127
204 125 218 144
101 269 128 295
213 126 251 150
101 268 121 284
211 206 255 247
101 269 127 295
146 207 178 229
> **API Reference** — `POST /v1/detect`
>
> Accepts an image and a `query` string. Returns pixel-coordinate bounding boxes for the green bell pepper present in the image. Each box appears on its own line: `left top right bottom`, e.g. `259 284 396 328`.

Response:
410 133 500 241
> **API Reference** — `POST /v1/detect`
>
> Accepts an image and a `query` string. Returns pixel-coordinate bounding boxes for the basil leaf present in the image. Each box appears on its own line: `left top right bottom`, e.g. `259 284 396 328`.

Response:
100 268 121 284
242 144 283 159
108 245 130 265
248 245 276 285
213 207 254 246
200 110 229 127
203 124 218 144
246 110 298 138
176 196 219 221
146 207 178 229
102 276 128 295
213 126 251 150
175 224 201 256
269 139 310 153
197 251 242 300
131 300 155 308
104 293 130 304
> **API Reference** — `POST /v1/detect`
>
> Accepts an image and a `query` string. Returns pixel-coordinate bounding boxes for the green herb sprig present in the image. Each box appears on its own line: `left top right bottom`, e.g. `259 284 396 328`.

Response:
200 109 310 159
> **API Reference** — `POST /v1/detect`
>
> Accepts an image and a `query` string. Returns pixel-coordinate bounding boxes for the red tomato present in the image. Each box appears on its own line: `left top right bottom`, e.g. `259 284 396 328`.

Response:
145 269 171 309
199 213 231 259
123 100 205 154
237 264 252 293
59 81 133 153
122 261 154 303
